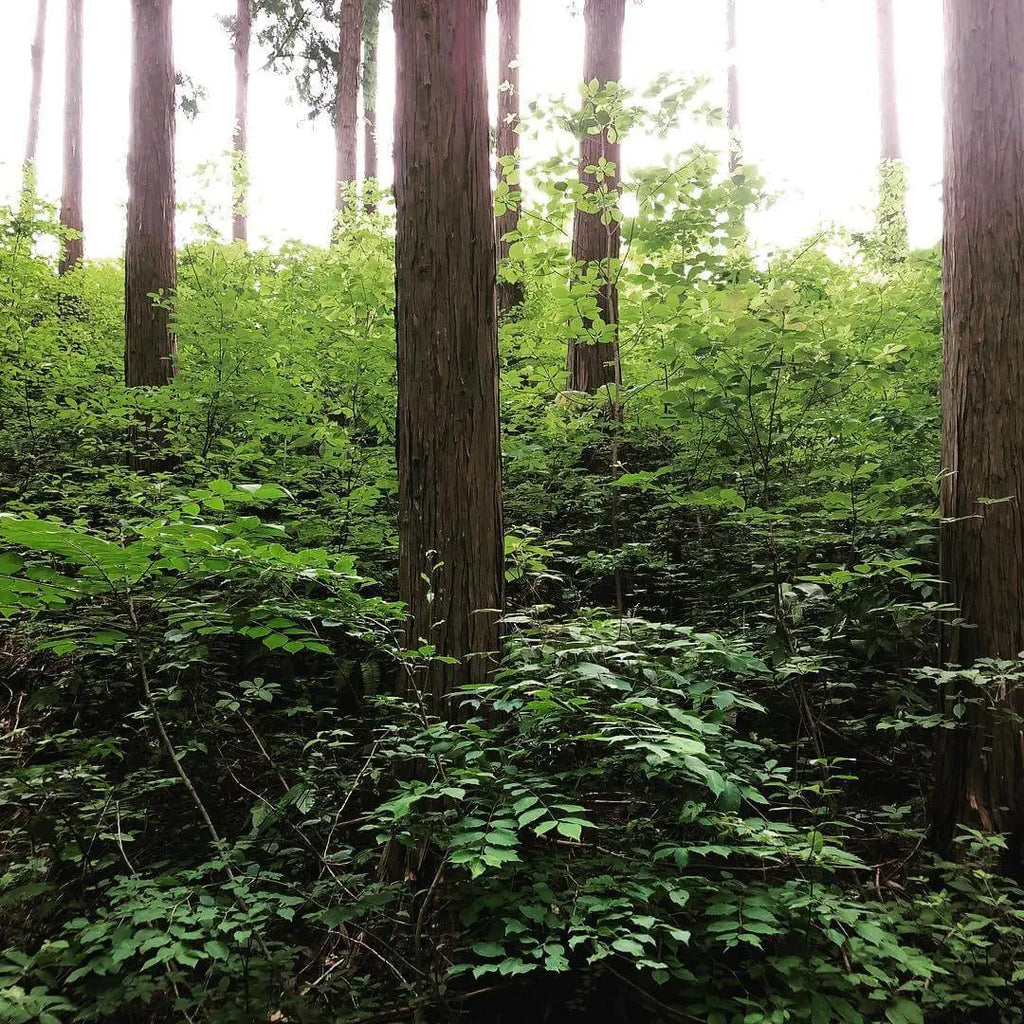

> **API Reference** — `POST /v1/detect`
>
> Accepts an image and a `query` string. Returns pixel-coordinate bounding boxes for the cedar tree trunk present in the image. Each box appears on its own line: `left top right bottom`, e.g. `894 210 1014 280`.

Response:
232 0 251 244
59 0 84 274
22 0 48 198
362 0 379 199
394 0 504 716
566 0 625 401
334 0 362 217
495 0 524 313
125 0 177 387
875 0 907 255
934 0 1024 875
726 0 741 177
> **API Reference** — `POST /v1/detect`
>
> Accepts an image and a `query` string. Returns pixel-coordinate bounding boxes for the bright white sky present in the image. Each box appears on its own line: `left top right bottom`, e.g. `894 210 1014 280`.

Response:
0 0 943 257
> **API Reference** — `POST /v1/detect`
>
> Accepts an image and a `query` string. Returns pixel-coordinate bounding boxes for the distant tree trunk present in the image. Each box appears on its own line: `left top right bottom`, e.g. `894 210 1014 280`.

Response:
232 0 251 244
726 0 741 177
934 0 1024 876
566 0 625 403
362 0 379 203
334 0 362 218
495 0 524 314
125 0 177 388
22 0 48 200
59 0 84 274
394 0 504 716
875 0 907 256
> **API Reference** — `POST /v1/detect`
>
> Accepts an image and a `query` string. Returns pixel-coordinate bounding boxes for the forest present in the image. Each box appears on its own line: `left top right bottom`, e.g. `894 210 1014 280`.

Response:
1 0 1023 1022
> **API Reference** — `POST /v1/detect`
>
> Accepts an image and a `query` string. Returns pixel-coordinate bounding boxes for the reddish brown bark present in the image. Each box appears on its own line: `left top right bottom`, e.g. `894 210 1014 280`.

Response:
23 0 48 194
394 0 504 715
726 0 741 177
125 0 177 388
567 0 625 401
59 0 84 274
934 0 1024 874
495 0 524 314
232 0 251 244
362 0 379 197
334 0 362 216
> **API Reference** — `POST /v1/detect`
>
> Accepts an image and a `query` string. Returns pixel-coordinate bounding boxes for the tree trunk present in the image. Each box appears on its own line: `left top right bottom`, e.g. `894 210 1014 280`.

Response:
125 0 177 388
875 0 907 256
362 0 379 204
59 0 84 275
334 0 362 218
495 0 524 314
566 0 625 403
726 0 741 178
232 0 251 245
394 0 504 717
934 0 1024 875
22 0 48 199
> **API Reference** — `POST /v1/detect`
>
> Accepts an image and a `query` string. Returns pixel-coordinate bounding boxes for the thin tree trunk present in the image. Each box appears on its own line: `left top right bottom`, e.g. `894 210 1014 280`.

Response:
495 0 524 314
875 0 907 256
362 0 379 206
334 0 362 219
59 0 84 274
566 0 625 403
125 0 177 388
394 0 504 717
22 0 49 200
726 0 741 178
232 0 251 244
934 0 1024 876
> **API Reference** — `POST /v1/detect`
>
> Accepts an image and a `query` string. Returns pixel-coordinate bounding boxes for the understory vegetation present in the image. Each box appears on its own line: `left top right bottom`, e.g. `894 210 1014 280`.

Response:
2 104 1023 1023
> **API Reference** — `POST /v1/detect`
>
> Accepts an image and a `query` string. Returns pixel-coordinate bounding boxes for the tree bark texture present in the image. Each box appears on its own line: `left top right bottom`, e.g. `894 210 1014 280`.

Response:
393 0 504 716
232 0 251 244
334 0 362 215
876 0 901 162
567 0 625 400
726 0 741 177
495 0 524 313
23 0 48 194
935 0 1024 874
125 0 177 388
362 0 379 195
59 0 84 274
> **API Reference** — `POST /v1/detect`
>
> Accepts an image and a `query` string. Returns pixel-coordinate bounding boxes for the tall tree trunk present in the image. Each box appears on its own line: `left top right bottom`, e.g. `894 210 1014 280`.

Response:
394 0 504 716
495 0 523 314
566 0 625 402
875 0 907 256
334 0 362 218
726 0 741 178
934 0 1024 876
232 0 251 245
22 0 49 200
59 0 84 274
362 0 379 200
125 0 177 388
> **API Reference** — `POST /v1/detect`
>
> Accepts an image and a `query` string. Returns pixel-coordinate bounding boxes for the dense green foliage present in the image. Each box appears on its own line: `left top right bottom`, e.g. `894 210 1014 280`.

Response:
2 87 1024 1024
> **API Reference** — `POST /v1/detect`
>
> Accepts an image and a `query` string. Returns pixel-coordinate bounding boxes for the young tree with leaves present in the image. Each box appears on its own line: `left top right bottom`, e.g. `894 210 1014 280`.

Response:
231 0 252 244
495 0 524 313
566 0 626 402
394 0 503 715
22 0 49 203
59 0 84 274
934 0 1024 875
125 0 177 387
